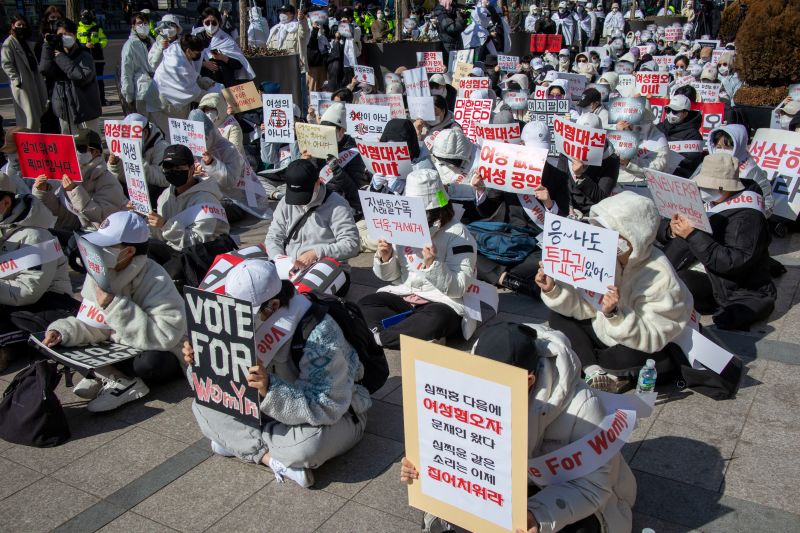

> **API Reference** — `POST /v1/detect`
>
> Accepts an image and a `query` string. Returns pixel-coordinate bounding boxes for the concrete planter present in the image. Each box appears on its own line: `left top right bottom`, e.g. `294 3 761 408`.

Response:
247 54 302 103
736 104 775 132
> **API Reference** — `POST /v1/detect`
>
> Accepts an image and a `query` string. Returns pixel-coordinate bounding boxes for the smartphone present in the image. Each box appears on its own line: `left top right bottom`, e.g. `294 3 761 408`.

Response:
381 310 413 329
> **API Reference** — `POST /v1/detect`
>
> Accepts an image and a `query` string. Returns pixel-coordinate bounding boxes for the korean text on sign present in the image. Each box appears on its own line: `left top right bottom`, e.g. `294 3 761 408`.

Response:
457 77 490 99
749 128 800 178
454 98 493 143
345 104 391 140
119 138 150 215
634 72 670 97
552 117 607 166
104 120 144 156
416 51 446 74
360 93 406 119
474 123 522 147
542 213 618 294
15 132 81 182
168 119 206 156
356 141 413 178
497 54 519 72
526 98 570 156
358 190 431 249
402 67 431 97
262 94 295 143
295 123 338 159
353 65 376 86
477 140 548 194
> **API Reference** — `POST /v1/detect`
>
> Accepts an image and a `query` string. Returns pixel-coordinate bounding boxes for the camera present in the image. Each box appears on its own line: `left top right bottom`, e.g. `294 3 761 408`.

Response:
45 33 62 46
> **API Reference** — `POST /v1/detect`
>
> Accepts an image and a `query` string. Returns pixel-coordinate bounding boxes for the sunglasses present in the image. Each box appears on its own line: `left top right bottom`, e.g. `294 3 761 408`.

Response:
76 145 89 153
577 59 587 63
665 108 682 114
718 63 728 67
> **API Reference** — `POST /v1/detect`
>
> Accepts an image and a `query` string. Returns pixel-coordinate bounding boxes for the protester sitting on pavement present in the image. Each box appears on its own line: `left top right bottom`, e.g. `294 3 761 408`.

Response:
148 13 182 71
0 174 76 372
538 191 693 392
119 11 154 117
614 104 670 189
358 170 478 348
1 14 48 132
659 153 776 331
0 127 32 194
264 159 359 284
400 322 636 533
184 259 370 487
199 92 244 151
655 94 704 178
42 211 186 412
107 113 169 208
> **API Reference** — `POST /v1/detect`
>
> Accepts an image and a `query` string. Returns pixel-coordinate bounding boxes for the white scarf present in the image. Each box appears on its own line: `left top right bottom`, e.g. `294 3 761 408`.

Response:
154 43 203 107
253 294 312 367
205 29 256 79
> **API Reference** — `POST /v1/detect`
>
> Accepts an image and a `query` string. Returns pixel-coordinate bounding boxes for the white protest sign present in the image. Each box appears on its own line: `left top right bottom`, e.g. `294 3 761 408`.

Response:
750 128 800 178
454 98 493 143
356 140 414 178
711 48 728 65
586 46 608 58
119 139 150 215
474 123 522 147
615 74 636 97
103 120 145 156
403 67 431 97
353 65 376 86
168 118 205 156
310 91 332 108
344 104 391 140
674 311 734 374
554 73 587 101
644 169 712 233
497 54 519 72
542 213 618 294
477 140 548 194
458 77 490 99
451 61 474 88
407 96 436 122
607 130 640 160
295 122 338 159
361 93 406 119
503 91 529 111
695 39 721 49
449 49 475 74
552 117 607 166
416 51 446 74
608 96 646 124
664 26 683 42
308 10 328 26
635 72 671 97
463 279 500 321
691 81 721 103
358 190 431 248
262 94 295 143
652 55 677 72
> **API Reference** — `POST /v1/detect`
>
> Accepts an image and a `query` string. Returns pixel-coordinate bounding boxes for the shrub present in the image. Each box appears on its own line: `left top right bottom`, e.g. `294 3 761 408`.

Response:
719 0 741 44
734 0 800 87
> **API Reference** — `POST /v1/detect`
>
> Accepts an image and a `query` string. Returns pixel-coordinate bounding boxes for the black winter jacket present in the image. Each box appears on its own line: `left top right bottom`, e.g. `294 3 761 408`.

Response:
39 41 101 124
547 154 619 216
434 5 467 52
656 110 704 178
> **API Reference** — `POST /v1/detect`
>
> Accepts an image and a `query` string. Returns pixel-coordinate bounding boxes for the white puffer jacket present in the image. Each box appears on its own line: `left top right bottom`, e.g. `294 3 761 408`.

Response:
542 191 693 353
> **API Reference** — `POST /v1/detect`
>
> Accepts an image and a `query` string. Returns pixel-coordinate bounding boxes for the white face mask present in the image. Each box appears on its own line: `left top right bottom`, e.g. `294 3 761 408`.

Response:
700 188 724 203
205 110 218 123
377 13 383 19
77 151 93 165
430 87 446 97
718 66 730 76
162 26 177 39
102 247 122 268
134 24 149 37
666 111 682 124
279 13 289 23
204 22 219 35
61 34 76 49
780 114 793 130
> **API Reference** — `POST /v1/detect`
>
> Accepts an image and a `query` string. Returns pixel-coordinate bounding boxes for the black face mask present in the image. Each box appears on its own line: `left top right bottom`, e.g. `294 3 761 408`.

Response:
164 168 190 187
13 27 30 39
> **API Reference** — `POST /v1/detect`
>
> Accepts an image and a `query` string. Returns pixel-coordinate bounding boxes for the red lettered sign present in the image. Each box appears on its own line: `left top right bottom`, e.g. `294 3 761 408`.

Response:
15 132 82 182
530 34 562 53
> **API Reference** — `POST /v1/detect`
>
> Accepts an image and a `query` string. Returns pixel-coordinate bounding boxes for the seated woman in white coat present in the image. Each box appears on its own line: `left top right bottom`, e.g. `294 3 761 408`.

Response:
358 169 478 349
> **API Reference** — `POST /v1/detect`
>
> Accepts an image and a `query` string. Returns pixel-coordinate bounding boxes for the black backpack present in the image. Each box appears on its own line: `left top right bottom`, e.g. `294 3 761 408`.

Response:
0 360 70 447
291 292 389 394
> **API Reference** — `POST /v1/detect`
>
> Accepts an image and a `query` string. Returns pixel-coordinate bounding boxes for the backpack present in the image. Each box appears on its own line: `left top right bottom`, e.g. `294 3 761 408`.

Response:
0 360 70 447
290 292 389 394
467 221 539 265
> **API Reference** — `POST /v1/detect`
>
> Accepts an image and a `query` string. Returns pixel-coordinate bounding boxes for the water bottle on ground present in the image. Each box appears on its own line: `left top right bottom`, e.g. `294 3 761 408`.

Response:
636 359 657 394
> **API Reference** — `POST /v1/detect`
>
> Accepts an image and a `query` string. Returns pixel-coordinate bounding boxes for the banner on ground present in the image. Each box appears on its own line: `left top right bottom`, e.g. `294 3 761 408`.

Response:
168 118 206 156
454 98 493 143
530 33 562 53
353 65 376 86
458 77 490 99
358 190 431 249
262 94 295 144
474 123 522 147
552 117 607 166
119 138 150 215
295 123 338 159
497 54 519 73
644 169 712 233
635 72 670 97
477 140 549 194
185 287 261 429
104 120 145 156
15 132 81 182
222 81 262 113
345 104 391 140
417 51 446 74
361 93 406 119
403 67 431 97
357 141 414 178
542 213 618 294
29 332 140 371
407 96 436 122
401 335 528 533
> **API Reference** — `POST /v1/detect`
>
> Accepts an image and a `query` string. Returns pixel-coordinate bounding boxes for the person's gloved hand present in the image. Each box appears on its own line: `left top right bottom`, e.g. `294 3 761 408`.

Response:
371 173 388 190
386 176 406 195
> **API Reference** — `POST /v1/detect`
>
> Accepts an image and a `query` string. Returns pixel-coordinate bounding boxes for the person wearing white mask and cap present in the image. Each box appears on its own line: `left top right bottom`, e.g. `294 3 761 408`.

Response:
557 47 571 72
716 51 742 104
119 11 154 116
525 4 540 32
603 2 624 40
193 7 256 86
552 1 577 46
149 13 182 70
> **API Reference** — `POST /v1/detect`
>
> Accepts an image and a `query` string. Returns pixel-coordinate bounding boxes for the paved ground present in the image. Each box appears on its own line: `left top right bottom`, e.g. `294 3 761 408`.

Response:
2 80 800 533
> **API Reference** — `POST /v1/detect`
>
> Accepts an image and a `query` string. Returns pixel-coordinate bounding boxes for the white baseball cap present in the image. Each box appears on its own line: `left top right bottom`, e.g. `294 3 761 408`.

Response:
521 121 550 150
405 169 449 210
667 94 691 112
84 211 150 247
225 259 282 310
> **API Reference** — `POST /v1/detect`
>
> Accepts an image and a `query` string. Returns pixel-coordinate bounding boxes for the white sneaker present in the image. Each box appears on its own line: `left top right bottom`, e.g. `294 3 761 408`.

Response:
86 376 149 413
73 377 102 400
268 457 314 488
211 441 236 457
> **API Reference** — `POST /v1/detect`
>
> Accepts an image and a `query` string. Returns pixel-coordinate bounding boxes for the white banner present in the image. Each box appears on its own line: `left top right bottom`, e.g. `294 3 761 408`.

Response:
360 93 406 119
407 96 436 122
474 123 522 147
262 94 295 144
635 72 670 97
171 202 229 228
358 190 432 248
458 77 490 99
668 140 704 153
353 65 375 86
0 239 62 279
76 298 111 330
416 51 446 74
344 104 391 140
104 120 145 156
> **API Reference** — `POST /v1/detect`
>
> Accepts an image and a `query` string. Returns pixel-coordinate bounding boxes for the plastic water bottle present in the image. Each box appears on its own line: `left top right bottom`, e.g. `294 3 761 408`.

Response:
636 359 657 394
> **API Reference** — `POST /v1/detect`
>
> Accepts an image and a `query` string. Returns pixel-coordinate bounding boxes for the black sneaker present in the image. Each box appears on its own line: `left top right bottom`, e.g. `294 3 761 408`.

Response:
501 272 541 299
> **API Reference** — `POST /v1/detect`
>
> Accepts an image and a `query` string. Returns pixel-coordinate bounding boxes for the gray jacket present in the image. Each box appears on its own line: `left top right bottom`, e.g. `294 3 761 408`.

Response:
152 177 230 251
1 35 47 131
38 41 101 124
108 124 169 188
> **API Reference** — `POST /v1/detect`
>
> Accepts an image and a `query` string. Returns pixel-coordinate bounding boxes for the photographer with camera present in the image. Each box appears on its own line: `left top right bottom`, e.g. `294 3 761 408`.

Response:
38 18 102 135
433 0 467 55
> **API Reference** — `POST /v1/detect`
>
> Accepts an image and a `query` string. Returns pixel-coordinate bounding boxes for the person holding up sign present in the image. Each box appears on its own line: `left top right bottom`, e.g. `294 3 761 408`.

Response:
107 113 170 203
615 104 670 188
358 170 478 347
185 260 371 488
415 95 459 141
199 93 244 152
538 192 693 393
42 211 186 412
658 154 776 331
0 174 76 371
318 102 369 217
401 322 636 533
655 95 704 178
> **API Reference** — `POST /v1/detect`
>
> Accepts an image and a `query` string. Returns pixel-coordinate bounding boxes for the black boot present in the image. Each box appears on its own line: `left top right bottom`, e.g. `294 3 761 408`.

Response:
500 272 541 299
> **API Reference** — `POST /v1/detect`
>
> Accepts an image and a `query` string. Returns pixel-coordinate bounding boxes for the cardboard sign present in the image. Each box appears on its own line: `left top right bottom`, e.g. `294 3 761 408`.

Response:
119 139 150 215
451 61 474 88
358 190 431 248
403 67 431 97
345 104 391 140
553 117 607 166
644 169 712 233
30 332 140 371
526 98 571 156
353 65 376 86
458 77 490 99
750 128 800 178
401 336 528 533
104 120 145 156
168 119 206 156
75 234 114 292
497 54 519 73
664 26 683 42
15 132 81 182
295 122 338 159
221 81 262 113
635 72 670 97
542 213 618 294
185 287 261 429
474 123 522 147
417 51 446 74
357 140 414 178
361 93 406 119
454 98 493 143
407 96 436 122
262 94 295 144
608 96 646 124
477 140 549 194
691 81 721 103
199 245 269 295
530 33 562 53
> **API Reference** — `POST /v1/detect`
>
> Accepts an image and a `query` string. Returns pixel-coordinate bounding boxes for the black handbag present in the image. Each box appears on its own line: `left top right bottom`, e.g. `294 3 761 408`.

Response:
0 360 70 447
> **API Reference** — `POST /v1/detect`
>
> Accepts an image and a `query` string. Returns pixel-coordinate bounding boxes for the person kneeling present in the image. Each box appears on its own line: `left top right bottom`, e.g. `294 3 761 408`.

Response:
42 211 187 412
185 260 371 488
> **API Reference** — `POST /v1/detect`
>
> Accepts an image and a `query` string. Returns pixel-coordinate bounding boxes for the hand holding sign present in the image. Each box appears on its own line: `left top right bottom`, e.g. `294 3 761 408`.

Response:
359 190 431 249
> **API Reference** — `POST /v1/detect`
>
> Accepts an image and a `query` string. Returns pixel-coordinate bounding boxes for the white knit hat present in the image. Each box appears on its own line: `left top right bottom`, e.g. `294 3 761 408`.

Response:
321 102 346 129
225 260 282 310
405 169 449 210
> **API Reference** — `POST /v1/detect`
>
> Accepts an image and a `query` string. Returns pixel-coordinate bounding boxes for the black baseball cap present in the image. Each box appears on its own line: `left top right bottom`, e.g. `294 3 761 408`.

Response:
74 129 102 150
577 87 602 108
284 159 319 206
278 4 296 13
473 322 540 374
161 144 195 167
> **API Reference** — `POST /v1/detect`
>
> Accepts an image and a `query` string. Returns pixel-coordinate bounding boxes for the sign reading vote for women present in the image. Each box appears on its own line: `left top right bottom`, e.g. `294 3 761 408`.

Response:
262 94 295 143
119 138 151 215
221 81 262 113
403 67 431 97
345 104 391 140
358 190 431 249
542 213 618 294
552 117 607 166
401 336 528 533
645 169 712 233
15 132 81 182
168 118 206 156
104 120 145 156
356 141 414 178
476 140 548 194
184 287 261 429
